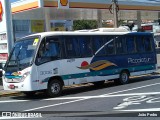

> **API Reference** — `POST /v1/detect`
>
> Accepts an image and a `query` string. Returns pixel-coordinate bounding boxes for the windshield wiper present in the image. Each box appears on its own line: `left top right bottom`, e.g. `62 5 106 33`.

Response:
6 49 21 71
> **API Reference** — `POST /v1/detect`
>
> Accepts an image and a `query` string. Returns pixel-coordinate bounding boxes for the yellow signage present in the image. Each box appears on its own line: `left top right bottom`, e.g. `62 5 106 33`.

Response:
33 38 39 46
31 20 44 33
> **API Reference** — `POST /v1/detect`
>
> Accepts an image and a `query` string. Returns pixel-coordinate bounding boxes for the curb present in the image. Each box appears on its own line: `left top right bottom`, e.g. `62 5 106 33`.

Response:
0 92 22 97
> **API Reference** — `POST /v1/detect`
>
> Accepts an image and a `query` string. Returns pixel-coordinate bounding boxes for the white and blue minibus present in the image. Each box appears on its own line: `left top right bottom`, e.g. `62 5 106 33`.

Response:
2 28 157 97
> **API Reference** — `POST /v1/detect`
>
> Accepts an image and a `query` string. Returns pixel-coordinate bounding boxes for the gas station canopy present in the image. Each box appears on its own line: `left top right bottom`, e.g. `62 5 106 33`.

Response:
11 0 160 20
1 0 160 62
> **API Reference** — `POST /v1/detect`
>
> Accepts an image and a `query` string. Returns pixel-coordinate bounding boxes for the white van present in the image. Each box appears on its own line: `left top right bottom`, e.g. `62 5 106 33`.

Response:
154 33 160 48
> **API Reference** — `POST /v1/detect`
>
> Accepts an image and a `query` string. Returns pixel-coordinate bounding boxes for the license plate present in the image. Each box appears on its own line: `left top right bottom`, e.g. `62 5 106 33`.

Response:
9 84 15 89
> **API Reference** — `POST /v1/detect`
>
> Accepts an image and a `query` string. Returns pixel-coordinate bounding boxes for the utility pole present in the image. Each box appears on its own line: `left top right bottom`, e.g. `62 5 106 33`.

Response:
112 0 118 28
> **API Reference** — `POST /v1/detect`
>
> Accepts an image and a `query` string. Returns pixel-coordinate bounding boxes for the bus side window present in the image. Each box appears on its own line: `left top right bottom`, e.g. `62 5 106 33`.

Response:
135 36 144 53
126 36 136 54
105 36 115 55
36 37 60 64
78 36 93 57
65 36 80 58
92 36 106 56
45 42 60 57
144 36 152 52
115 36 126 54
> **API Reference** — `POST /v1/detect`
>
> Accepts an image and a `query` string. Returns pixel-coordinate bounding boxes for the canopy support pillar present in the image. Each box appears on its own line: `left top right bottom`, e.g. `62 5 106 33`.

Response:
44 8 51 31
137 11 141 31
97 10 102 28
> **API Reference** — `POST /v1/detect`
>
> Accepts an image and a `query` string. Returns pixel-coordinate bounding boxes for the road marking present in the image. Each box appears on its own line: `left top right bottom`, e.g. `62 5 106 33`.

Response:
44 92 160 100
1 92 160 104
24 98 89 111
0 82 160 104
23 82 160 111
0 100 30 103
101 82 160 96
116 108 160 112
113 92 160 110
43 82 160 101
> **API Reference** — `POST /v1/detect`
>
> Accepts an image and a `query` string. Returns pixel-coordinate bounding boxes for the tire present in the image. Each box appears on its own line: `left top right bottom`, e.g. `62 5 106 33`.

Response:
93 80 105 86
119 71 129 84
23 91 36 97
47 79 63 97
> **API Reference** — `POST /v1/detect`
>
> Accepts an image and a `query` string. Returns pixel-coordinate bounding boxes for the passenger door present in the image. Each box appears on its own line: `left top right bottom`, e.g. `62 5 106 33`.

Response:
35 36 63 90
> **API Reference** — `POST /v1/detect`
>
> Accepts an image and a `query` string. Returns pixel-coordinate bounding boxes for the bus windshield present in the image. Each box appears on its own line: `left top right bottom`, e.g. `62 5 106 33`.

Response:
5 36 39 72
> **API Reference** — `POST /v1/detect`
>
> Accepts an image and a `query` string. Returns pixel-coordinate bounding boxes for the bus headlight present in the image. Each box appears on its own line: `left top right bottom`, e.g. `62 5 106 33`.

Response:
20 72 30 82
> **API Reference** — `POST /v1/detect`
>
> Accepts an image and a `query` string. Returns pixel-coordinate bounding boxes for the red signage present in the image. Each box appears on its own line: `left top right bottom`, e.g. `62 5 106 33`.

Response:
141 25 153 31
0 1 3 22
0 53 8 60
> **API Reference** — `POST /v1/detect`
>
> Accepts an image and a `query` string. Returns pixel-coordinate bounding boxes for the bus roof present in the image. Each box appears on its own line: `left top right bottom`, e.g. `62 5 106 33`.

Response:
24 31 152 38
20 27 153 40
26 31 131 37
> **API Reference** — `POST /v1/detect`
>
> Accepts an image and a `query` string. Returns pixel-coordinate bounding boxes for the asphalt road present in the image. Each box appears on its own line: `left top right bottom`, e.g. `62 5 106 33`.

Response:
1 74 160 120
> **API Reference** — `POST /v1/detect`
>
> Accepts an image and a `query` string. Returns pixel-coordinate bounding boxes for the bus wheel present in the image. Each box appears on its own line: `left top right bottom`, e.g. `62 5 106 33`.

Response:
23 91 36 97
47 79 63 97
93 81 105 86
119 71 129 84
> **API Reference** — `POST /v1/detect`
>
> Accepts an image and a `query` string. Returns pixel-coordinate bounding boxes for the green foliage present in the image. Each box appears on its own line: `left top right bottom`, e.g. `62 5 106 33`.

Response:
73 20 97 30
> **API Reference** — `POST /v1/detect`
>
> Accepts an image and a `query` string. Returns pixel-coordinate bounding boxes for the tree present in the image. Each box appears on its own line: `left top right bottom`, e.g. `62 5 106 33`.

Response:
73 20 97 30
